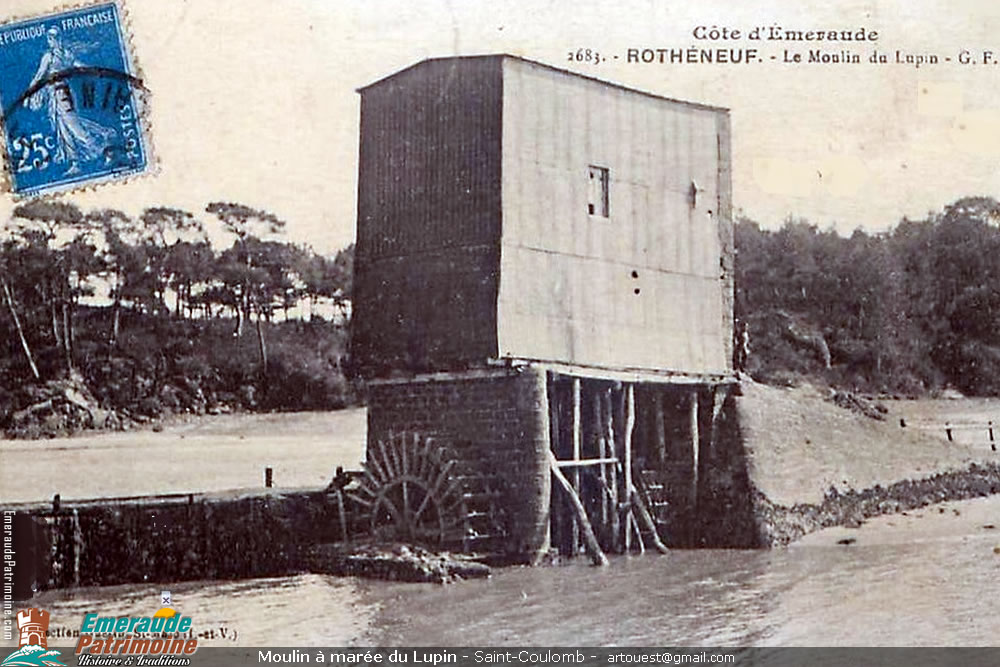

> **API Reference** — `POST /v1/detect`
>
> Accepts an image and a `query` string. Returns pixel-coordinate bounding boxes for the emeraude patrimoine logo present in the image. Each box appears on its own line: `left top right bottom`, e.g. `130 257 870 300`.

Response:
2 608 65 667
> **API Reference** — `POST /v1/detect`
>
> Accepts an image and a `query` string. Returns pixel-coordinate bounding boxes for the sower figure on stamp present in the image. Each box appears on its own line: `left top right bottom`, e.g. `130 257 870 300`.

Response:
24 26 116 176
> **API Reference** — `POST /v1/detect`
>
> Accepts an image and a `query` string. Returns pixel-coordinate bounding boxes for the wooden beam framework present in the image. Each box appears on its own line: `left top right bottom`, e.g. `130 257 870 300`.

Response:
544 372 728 558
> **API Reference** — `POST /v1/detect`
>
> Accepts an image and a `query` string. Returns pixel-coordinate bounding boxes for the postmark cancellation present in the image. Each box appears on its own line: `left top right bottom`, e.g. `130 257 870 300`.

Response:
0 1 150 198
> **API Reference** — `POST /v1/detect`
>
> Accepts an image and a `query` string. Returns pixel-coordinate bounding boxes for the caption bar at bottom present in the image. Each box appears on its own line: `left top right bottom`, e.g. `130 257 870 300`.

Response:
46 647 1000 667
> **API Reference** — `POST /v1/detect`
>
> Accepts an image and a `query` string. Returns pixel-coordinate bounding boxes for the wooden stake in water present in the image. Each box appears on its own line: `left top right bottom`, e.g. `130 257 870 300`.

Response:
654 390 667 463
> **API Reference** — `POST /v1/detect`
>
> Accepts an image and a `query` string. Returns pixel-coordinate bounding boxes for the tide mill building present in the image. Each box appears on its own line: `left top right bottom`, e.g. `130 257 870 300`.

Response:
349 55 745 563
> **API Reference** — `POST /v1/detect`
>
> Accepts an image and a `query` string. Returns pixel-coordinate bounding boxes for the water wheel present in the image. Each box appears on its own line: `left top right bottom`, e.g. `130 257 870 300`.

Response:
345 433 473 548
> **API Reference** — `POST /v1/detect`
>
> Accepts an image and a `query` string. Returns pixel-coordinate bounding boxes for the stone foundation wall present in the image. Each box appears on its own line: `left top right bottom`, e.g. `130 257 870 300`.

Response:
366 367 550 561
755 462 1000 546
692 392 762 547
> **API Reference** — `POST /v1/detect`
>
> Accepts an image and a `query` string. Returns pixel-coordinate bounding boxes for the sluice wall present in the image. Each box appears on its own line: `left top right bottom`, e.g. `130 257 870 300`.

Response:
8 489 341 600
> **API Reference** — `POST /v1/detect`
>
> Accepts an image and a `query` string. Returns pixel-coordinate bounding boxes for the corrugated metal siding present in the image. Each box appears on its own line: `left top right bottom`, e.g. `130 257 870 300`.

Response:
357 58 503 256
353 58 503 373
497 58 732 375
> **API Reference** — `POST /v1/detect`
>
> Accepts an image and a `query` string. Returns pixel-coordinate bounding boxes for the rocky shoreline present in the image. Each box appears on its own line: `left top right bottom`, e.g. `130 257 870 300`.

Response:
756 461 1000 546
1 374 252 440
306 543 492 584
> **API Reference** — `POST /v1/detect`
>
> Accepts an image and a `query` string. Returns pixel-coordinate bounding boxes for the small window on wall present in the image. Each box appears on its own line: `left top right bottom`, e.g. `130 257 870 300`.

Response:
588 165 609 217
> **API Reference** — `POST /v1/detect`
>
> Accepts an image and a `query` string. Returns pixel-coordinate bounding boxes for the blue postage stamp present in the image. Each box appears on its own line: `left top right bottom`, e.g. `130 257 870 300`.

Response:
0 2 149 197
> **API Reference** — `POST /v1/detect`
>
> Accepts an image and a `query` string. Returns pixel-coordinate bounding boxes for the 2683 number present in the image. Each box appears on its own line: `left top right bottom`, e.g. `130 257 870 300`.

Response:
567 48 604 65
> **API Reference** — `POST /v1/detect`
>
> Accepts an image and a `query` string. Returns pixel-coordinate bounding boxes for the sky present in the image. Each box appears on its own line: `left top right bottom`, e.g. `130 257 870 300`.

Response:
1 0 999 253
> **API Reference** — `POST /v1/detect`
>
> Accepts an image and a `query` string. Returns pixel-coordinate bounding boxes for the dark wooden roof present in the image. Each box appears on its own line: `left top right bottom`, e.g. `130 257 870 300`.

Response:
357 54 730 113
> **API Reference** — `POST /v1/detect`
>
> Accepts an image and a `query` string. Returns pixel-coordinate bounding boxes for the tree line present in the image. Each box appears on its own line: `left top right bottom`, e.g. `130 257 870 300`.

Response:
1 200 352 383
6 191 999 434
736 196 1000 396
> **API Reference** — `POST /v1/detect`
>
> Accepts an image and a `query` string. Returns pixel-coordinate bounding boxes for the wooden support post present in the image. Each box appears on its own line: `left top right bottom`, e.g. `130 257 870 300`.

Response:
602 388 621 551
264 467 273 488
548 373 561 457
629 483 670 554
593 391 609 528
615 384 626 457
623 384 636 552
529 369 553 566
549 451 608 566
991 421 997 452
547 373 564 554
689 390 700 510
72 508 82 588
572 377 582 554
630 512 645 554
654 390 667 463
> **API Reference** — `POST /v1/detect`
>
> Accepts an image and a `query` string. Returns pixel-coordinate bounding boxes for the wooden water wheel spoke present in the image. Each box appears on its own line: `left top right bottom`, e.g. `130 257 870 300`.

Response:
351 433 473 548
387 438 403 476
360 466 382 497
375 439 395 478
367 445 389 482
413 459 455 521
401 480 412 525
415 438 434 480
345 491 373 508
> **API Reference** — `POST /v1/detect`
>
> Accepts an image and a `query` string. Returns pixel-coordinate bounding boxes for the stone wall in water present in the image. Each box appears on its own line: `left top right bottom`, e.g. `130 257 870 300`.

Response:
9 490 344 599
689 393 763 548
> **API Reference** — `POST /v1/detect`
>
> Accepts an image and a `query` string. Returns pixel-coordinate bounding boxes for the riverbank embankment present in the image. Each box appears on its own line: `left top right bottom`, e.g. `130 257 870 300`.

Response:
737 381 1000 545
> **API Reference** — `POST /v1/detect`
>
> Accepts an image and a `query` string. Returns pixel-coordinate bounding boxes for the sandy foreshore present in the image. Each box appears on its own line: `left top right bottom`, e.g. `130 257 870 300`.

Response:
0 409 367 503
793 494 1000 548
